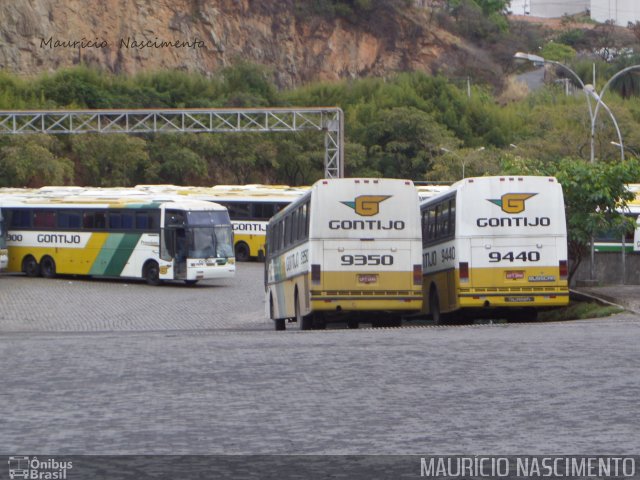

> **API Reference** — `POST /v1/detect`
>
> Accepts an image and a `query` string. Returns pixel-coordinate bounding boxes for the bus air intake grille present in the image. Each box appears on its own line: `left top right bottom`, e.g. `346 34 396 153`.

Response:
323 290 418 297
470 287 565 294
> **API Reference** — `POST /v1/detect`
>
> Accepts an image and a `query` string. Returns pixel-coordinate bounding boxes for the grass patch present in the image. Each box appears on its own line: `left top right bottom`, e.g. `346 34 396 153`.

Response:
539 301 624 322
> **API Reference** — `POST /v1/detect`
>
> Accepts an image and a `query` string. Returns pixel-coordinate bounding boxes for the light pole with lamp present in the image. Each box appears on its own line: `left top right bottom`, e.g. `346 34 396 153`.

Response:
513 52 638 284
514 52 596 161
584 84 625 162
440 147 485 179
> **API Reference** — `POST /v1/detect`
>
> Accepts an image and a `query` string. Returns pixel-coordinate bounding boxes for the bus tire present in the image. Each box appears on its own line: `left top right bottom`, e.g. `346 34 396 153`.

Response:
275 318 285 331
429 287 442 325
234 242 251 262
23 256 40 278
143 261 162 286
295 291 312 330
184 280 198 286
40 256 57 279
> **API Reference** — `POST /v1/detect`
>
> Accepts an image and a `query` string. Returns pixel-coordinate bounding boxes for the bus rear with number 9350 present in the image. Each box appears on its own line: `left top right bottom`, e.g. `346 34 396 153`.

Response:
265 178 423 330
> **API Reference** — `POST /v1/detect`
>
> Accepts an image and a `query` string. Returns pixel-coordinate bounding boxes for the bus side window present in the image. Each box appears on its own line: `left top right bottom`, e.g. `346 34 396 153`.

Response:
427 208 437 242
439 202 449 238
298 203 307 240
34 209 56 228
10 209 31 228
449 199 456 236
95 212 106 229
227 202 251 219
59 211 82 229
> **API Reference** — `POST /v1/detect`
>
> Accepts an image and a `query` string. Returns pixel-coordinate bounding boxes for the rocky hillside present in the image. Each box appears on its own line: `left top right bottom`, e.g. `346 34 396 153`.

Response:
0 0 494 88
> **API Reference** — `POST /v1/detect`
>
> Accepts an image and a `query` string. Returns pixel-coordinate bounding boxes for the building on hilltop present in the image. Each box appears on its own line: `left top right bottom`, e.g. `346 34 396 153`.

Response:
507 0 589 17
590 0 640 26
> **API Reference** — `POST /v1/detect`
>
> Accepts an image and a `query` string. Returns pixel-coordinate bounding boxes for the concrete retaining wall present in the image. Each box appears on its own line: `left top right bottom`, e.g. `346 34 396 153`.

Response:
572 251 640 286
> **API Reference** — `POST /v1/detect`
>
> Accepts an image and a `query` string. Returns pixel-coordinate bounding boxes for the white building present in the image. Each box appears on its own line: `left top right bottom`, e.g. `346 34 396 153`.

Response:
508 0 589 17
590 0 640 26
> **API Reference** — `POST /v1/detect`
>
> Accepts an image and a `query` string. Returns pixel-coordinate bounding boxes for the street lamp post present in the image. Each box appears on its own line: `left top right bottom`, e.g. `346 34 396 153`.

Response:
584 84 625 162
514 52 596 161
440 147 484 179
513 53 640 284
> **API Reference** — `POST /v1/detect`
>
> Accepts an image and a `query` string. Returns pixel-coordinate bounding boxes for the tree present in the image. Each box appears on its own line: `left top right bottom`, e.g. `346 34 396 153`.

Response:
502 156 640 283
357 106 458 179
71 134 150 186
0 136 73 187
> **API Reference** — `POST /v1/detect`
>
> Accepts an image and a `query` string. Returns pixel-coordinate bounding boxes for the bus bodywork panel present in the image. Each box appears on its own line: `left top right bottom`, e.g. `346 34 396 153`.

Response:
422 176 569 317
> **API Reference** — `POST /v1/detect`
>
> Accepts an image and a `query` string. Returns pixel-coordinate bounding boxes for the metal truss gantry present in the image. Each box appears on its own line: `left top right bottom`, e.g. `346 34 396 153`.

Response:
0 107 344 178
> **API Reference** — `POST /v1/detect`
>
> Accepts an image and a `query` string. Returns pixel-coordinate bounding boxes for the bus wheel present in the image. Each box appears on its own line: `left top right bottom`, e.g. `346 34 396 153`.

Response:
184 280 198 286
40 256 57 279
23 256 40 278
429 287 441 325
270 295 286 330
295 292 312 330
234 242 251 262
143 261 162 286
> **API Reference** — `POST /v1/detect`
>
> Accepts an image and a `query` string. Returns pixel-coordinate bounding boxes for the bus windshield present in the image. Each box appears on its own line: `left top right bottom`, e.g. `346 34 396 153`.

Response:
188 225 234 259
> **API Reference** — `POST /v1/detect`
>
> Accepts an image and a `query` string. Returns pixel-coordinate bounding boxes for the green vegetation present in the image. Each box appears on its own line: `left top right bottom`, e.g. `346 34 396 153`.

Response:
539 301 624 321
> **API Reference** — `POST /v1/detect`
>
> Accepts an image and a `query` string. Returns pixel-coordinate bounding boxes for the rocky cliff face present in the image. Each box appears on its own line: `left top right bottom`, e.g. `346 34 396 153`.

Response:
0 0 469 87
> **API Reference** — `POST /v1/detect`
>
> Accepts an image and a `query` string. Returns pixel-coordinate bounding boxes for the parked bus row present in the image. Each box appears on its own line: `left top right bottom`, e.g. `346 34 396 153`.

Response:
265 176 571 330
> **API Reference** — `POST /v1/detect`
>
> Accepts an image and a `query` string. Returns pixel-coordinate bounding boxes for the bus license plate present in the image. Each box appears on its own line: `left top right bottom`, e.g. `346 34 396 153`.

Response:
358 274 378 284
505 296 534 303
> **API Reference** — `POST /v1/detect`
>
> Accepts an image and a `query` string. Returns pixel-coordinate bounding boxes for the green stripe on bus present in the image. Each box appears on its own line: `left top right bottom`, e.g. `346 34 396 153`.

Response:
103 233 143 276
88 234 122 275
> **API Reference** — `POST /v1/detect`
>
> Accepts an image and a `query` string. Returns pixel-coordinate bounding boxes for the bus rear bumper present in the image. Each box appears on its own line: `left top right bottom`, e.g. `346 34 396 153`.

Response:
310 295 422 312
458 292 569 308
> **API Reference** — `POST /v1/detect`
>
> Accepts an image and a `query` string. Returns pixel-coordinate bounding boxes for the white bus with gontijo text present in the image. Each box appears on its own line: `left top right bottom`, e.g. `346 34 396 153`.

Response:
265 178 423 330
421 176 569 323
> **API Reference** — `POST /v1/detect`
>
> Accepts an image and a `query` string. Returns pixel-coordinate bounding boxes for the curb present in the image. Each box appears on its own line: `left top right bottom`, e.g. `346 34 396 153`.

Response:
570 288 640 316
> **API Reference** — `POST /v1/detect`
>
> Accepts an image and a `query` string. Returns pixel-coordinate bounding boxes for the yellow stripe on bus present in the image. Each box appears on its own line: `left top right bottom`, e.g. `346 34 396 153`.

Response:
7 233 111 275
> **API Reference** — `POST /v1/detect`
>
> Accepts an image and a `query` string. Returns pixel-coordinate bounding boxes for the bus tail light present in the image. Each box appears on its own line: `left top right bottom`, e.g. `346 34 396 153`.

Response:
559 260 568 280
311 264 321 284
459 262 469 282
413 264 422 285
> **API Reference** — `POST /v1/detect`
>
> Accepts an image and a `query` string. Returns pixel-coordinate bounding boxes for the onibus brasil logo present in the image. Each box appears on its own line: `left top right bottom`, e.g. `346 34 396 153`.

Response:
488 193 537 214
8 456 73 479
341 195 391 217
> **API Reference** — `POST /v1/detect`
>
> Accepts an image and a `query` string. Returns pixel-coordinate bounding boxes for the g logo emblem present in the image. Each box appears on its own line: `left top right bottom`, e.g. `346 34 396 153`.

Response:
341 195 391 216
488 193 536 214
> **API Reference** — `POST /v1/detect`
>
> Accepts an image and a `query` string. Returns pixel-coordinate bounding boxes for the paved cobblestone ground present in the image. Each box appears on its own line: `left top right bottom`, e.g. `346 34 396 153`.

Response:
0 263 269 332
1 265 639 455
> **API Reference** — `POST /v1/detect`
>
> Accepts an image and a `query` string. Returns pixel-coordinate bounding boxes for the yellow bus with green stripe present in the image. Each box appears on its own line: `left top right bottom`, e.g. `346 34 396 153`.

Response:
265 178 423 330
1 195 235 285
421 176 569 323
